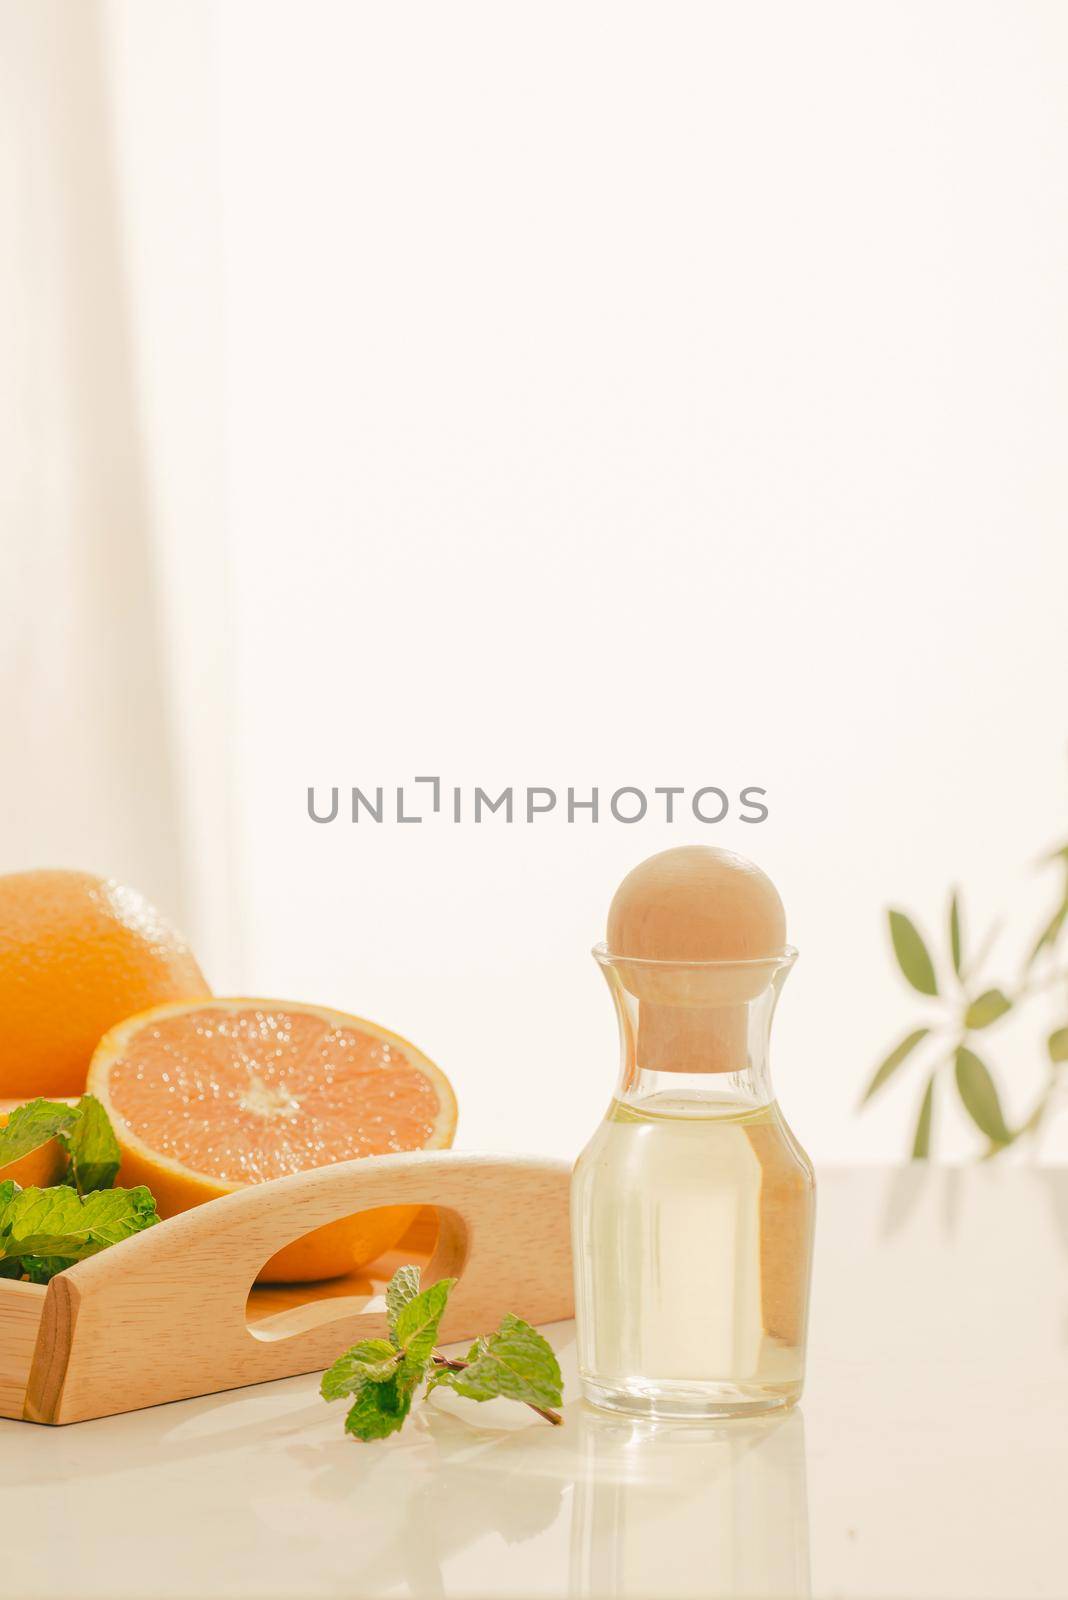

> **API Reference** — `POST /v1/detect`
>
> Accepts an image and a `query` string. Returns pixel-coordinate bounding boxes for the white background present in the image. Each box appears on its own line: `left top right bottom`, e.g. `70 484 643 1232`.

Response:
6 2 1068 1166
219 1 1068 1164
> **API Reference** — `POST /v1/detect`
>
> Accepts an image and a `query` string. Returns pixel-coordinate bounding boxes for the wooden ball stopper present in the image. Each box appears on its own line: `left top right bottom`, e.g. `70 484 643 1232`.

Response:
606 846 786 1074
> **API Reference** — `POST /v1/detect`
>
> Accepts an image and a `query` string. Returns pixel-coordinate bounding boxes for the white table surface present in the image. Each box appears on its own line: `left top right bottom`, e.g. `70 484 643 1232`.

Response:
2 1166 1066 1600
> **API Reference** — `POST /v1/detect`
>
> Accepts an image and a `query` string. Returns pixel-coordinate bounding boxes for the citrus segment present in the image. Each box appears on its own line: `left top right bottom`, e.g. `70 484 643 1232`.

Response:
88 999 457 1282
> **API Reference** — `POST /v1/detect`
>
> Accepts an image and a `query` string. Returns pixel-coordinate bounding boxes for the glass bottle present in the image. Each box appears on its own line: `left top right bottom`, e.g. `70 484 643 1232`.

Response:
571 946 815 1419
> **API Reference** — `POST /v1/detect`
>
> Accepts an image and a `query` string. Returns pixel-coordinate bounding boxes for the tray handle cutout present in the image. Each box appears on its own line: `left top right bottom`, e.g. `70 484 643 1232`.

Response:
247 1203 469 1342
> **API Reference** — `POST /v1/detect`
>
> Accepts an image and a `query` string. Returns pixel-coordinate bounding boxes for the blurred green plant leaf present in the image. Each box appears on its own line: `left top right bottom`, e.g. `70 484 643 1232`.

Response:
949 892 962 977
871 817 1068 1160
1018 1093 1052 1142
954 1047 1012 1145
889 911 938 996
1026 889 1067 969
911 1074 935 1159
1048 1027 1068 1065
861 1028 929 1105
963 988 1012 1030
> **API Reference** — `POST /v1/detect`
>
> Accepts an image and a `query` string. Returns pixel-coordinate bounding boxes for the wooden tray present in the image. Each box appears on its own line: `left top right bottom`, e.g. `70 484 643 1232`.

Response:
0 1150 573 1426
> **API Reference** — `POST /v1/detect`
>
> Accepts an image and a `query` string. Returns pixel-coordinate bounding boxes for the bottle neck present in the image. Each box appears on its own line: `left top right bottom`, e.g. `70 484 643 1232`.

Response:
598 955 789 1113
619 1058 773 1112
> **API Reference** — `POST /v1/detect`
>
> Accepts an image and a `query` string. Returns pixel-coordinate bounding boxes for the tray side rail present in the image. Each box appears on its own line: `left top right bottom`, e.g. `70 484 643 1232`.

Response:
23 1150 573 1425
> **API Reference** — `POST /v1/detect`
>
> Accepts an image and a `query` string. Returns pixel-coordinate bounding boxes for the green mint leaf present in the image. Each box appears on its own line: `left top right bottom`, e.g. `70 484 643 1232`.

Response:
0 1185 158 1264
0 1100 80 1169
888 910 939 997
428 1315 562 1411
344 1369 418 1442
910 1074 936 1159
393 1277 456 1366
964 988 1012 1031
320 1339 400 1401
861 1028 929 1105
0 1179 19 1260
63 1095 121 1195
21 1257 77 1284
385 1264 422 1336
954 1047 1012 1146
1048 1027 1068 1065
0 1182 26 1278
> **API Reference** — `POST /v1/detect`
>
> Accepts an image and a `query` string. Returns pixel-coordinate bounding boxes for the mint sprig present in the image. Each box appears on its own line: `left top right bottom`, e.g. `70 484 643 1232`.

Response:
0 1096 152 1283
0 1095 121 1194
426 1313 564 1418
392 1275 455 1366
320 1338 401 1398
384 1262 422 1322
0 1100 81 1167
0 1184 158 1278
63 1095 121 1195
1 1185 158 1259
320 1265 564 1441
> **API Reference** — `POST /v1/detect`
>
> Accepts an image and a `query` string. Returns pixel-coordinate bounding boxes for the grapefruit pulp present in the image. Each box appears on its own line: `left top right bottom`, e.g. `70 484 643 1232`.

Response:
87 998 457 1281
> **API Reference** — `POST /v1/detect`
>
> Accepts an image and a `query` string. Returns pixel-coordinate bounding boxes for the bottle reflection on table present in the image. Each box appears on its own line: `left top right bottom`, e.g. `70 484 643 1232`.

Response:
569 1402 811 1599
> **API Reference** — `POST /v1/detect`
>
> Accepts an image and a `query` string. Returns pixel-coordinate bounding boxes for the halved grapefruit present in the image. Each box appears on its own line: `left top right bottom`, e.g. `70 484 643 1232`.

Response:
87 998 457 1282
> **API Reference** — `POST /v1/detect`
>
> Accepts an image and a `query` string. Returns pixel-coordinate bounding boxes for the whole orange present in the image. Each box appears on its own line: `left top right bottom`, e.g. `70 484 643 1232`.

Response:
0 870 211 1099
